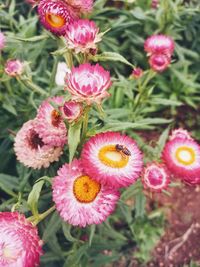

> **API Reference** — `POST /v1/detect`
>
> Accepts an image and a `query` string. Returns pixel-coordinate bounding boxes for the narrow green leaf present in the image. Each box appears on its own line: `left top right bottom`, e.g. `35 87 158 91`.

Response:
27 180 45 216
68 122 82 162
89 225 96 246
62 223 78 243
90 52 134 68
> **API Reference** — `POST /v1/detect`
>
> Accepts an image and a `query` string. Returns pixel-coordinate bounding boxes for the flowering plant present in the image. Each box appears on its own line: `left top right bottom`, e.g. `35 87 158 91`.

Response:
0 0 200 266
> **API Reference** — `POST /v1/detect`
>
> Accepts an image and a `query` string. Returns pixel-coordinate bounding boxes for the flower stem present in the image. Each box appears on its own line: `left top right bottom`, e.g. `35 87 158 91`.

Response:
19 76 48 96
82 106 91 140
28 205 55 226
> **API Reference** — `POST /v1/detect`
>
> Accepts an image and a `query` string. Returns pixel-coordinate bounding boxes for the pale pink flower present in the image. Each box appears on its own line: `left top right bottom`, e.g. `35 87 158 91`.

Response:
132 67 143 79
162 137 200 182
14 119 63 169
62 0 93 14
149 53 171 72
81 132 143 188
65 19 101 54
169 128 193 141
5 59 24 77
151 0 159 9
142 162 170 192
144 34 175 57
65 63 112 104
61 101 82 122
0 212 43 267
37 0 75 35
36 96 67 147
0 31 6 50
52 159 120 227
55 62 71 86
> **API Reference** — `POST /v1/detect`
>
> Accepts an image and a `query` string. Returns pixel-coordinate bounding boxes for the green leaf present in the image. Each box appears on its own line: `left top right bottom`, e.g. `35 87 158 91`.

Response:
0 174 18 197
62 223 78 243
42 212 62 242
68 122 82 162
135 192 146 218
90 52 134 68
27 179 45 216
89 225 96 246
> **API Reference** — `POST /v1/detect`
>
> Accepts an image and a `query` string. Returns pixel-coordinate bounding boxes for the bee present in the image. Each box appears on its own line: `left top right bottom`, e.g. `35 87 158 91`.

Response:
115 144 131 156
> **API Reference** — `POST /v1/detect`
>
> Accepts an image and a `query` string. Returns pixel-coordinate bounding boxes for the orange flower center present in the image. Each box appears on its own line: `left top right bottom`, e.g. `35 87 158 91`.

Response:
98 145 129 168
73 175 101 203
45 13 65 28
51 109 62 127
175 146 196 166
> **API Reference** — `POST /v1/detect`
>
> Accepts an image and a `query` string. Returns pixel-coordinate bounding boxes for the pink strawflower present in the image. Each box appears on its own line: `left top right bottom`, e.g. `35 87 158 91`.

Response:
0 31 6 50
81 132 143 188
5 59 24 77
0 212 43 267
144 34 175 56
65 19 101 54
61 101 82 122
52 159 119 227
149 53 171 72
151 0 159 9
142 162 170 192
36 96 67 147
162 137 200 181
65 63 112 104
169 128 193 141
14 119 63 169
62 0 93 14
132 67 143 79
38 0 75 36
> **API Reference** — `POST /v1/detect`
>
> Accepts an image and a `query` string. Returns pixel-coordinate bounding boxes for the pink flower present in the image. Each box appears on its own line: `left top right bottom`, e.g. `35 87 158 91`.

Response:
149 53 171 72
151 0 159 9
162 137 200 181
14 119 63 169
169 128 193 141
61 101 82 122
36 96 67 147
65 63 112 104
52 159 119 227
144 34 175 56
65 19 101 54
132 67 143 79
142 162 170 192
0 31 6 50
62 0 93 14
37 0 75 35
5 59 24 77
0 212 43 267
81 132 143 188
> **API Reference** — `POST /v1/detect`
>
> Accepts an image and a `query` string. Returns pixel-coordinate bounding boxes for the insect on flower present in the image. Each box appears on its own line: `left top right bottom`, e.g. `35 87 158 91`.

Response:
115 144 131 157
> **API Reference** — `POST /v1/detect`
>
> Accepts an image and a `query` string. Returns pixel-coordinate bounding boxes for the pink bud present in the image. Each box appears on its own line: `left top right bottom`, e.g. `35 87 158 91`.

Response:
151 0 159 9
5 59 24 77
61 101 82 122
149 53 171 72
132 67 143 79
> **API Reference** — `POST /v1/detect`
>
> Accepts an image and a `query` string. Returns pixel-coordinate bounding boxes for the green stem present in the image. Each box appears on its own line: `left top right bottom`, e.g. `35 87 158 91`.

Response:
19 77 48 96
49 56 59 93
81 106 91 140
64 50 73 69
28 205 55 226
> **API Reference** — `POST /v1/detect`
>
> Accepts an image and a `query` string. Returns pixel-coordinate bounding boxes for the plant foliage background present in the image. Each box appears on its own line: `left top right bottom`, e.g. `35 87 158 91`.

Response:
0 0 200 266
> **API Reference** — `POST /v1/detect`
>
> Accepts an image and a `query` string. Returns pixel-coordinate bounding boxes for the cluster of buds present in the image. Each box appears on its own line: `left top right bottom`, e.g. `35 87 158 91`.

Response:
144 34 175 72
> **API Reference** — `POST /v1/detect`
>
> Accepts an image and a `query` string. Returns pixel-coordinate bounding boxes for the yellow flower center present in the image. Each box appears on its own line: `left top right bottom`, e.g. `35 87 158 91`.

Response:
73 175 101 203
175 146 196 166
45 13 65 28
98 145 129 168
